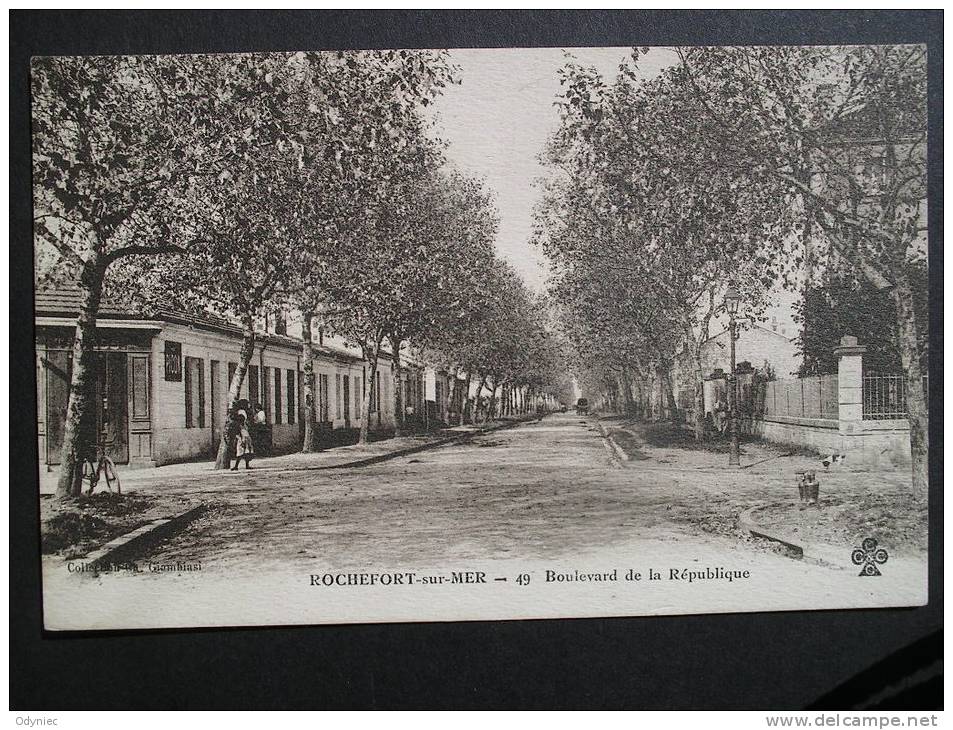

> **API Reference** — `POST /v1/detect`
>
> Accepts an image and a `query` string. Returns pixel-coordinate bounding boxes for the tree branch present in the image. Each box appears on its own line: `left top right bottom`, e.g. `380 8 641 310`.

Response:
104 243 188 266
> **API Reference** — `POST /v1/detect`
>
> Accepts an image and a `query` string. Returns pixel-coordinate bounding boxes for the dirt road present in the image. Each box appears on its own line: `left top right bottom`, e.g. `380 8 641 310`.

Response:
43 412 927 630
141 412 868 570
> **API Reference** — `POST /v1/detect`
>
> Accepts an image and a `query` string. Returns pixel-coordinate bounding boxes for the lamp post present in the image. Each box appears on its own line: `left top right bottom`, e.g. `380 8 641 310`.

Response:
724 286 741 467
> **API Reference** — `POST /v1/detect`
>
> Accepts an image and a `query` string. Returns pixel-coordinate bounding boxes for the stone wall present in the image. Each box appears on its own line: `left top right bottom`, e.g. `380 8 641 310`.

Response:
742 416 911 467
733 336 914 469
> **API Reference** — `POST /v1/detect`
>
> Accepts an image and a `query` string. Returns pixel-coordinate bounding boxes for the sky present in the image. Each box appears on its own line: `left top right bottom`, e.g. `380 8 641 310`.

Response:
430 47 678 291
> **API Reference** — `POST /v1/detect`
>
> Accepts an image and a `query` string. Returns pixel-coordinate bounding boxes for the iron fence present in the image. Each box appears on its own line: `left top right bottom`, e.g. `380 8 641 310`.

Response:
762 375 839 420
863 374 929 420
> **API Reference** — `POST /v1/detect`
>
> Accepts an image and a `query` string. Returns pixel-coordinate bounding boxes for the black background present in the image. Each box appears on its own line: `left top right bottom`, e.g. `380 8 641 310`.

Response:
9 10 943 710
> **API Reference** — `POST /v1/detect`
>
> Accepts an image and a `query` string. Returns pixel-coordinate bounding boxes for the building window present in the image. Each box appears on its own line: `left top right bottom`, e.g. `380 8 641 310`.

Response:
319 373 330 422
335 373 342 420
353 375 361 420
184 356 205 428
369 368 377 412
274 368 282 425
262 367 272 422
131 354 150 420
286 369 296 424
164 340 182 381
249 365 260 407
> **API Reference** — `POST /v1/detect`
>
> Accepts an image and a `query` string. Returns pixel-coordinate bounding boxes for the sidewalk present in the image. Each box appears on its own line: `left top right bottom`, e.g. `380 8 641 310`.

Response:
38 416 532 495
598 414 910 481
595 414 925 556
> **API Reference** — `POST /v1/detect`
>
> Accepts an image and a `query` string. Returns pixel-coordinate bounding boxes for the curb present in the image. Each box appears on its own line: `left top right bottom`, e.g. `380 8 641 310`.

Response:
596 422 625 468
738 505 845 569
595 421 631 462
606 434 631 462
82 504 208 567
319 416 537 470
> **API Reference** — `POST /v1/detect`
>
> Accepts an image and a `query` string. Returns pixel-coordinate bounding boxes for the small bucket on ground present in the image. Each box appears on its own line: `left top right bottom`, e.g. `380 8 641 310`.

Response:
796 470 820 506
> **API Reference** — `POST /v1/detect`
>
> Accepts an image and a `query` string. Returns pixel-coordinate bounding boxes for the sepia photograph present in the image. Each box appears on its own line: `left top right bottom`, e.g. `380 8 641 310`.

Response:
26 26 932 637
9 7 945 716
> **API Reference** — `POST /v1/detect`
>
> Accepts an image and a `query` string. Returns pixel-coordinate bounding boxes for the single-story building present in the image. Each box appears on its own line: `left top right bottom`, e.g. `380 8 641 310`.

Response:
36 288 401 470
700 321 800 380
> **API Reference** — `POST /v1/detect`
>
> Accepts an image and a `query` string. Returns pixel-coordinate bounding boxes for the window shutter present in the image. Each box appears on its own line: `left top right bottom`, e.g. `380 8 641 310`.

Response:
184 359 193 428
274 368 282 424
198 361 206 428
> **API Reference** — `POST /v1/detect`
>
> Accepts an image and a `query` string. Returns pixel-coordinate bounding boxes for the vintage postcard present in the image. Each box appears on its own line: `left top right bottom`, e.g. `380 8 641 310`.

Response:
33 44 930 631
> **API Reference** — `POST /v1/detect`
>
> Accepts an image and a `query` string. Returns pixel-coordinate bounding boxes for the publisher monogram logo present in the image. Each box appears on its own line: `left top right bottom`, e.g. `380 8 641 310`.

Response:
852 537 888 577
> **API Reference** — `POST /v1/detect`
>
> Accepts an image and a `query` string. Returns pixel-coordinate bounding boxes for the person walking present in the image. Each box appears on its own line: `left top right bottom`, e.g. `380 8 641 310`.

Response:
714 394 729 435
231 410 255 470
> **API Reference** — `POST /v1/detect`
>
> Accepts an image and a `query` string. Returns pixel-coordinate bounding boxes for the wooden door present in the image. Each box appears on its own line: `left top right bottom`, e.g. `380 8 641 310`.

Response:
43 349 71 465
98 352 129 463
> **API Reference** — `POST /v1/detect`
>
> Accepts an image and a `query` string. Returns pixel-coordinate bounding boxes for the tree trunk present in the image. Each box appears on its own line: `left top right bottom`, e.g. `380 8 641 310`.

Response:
892 270 928 495
664 370 679 424
300 310 319 452
460 372 472 425
473 375 487 424
389 336 403 438
484 380 497 423
445 367 458 425
358 334 383 445
620 370 635 414
690 349 706 441
55 259 105 499
214 317 256 469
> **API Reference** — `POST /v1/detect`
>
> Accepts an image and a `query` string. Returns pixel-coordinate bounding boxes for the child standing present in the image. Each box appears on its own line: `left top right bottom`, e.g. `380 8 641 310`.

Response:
231 411 255 470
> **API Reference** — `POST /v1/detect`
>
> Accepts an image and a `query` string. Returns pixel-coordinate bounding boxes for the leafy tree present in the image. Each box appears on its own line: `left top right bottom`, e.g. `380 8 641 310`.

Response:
119 53 315 469
279 50 457 450
536 51 793 437
378 168 499 436
795 262 928 376
676 45 929 491
405 174 501 426
318 123 447 444
32 54 227 497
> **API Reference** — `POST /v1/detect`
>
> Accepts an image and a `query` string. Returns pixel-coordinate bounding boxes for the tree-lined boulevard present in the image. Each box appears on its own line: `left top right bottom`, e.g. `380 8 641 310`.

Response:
535 45 928 493
34 50 570 497
33 44 929 574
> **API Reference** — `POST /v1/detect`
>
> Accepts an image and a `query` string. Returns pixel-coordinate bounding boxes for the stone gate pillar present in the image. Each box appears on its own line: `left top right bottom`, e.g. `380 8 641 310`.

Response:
834 335 867 435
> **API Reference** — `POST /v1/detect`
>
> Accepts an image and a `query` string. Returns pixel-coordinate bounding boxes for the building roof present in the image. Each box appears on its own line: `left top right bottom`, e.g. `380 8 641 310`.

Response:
704 321 797 345
34 287 404 365
35 287 144 320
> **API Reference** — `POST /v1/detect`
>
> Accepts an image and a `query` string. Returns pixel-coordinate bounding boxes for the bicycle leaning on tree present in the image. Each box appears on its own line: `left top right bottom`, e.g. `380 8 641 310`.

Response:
81 430 122 496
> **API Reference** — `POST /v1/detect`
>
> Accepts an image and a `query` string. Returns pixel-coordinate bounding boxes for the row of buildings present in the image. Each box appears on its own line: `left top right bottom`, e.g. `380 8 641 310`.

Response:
35 289 465 470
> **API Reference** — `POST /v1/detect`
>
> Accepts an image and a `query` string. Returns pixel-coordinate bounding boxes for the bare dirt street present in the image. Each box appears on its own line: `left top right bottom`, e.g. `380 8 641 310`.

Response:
146 412 828 571
44 411 928 631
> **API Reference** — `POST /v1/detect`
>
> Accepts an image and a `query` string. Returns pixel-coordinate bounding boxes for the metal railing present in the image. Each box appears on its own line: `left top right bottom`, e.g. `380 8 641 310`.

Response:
762 375 839 420
863 374 929 420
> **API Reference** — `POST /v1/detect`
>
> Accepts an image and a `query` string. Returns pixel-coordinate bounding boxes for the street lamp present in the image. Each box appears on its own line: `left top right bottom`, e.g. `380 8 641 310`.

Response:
724 286 741 467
